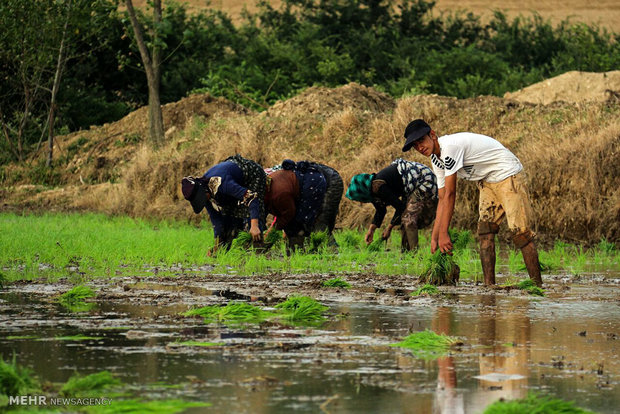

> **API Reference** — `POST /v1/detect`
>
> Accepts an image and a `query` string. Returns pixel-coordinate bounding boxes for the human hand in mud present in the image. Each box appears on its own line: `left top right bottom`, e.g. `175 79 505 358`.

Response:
365 224 377 245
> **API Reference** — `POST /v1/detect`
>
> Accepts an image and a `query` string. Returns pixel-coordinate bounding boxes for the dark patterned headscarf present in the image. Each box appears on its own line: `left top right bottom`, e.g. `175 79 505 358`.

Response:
346 173 375 203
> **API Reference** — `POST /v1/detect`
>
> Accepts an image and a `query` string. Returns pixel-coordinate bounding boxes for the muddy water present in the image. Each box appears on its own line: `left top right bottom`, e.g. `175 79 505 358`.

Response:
0 274 618 413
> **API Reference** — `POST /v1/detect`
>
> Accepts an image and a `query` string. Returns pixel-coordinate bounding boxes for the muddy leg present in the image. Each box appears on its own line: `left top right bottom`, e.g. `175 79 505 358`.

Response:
521 241 543 287
479 233 496 285
401 226 418 252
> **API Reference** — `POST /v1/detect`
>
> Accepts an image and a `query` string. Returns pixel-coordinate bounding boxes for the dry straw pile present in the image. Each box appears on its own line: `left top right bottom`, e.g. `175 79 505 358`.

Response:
6 82 619 244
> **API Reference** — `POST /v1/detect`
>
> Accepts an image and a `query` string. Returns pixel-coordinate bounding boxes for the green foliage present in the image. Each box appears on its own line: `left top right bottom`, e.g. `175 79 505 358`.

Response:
53 335 103 341
391 329 459 360
60 371 121 397
231 231 253 250
516 279 546 297
168 341 223 347
448 228 474 251
275 295 328 324
264 228 283 246
182 302 269 324
0 272 6 289
0 355 39 396
89 399 210 414
483 393 595 414
367 238 386 252
412 283 440 296
323 277 351 289
339 230 363 250
59 285 97 312
420 252 460 285
307 231 329 252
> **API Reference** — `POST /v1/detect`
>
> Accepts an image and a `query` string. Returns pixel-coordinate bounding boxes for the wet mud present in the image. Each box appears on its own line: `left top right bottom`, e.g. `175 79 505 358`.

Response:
1 273 618 413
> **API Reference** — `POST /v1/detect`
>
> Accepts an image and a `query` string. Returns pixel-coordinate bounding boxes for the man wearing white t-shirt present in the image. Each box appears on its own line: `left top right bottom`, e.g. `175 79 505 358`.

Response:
402 119 543 287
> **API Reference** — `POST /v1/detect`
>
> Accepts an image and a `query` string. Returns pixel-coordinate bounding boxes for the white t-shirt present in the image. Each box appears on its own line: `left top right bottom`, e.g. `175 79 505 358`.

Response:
430 132 522 188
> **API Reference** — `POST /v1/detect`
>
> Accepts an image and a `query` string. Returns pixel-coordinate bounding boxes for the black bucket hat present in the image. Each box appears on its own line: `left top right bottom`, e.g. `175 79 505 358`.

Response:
181 176 208 214
402 119 431 152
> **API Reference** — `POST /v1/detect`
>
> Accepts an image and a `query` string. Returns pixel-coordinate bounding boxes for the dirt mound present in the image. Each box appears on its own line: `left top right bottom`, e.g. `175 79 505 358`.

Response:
266 82 396 118
504 71 620 105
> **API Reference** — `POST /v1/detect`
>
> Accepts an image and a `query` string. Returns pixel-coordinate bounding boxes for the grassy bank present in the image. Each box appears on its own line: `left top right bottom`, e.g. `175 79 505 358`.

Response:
0 212 617 282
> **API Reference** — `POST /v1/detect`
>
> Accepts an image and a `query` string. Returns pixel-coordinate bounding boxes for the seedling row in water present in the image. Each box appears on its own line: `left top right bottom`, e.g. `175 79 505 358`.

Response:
0 213 617 282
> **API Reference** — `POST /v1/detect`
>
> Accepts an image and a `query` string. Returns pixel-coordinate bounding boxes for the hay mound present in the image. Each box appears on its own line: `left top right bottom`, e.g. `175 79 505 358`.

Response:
504 71 620 105
266 82 396 118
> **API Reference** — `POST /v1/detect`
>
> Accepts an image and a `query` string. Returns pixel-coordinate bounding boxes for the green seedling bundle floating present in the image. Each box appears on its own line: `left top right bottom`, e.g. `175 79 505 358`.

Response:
420 252 460 285
58 285 97 312
516 279 545 296
322 277 351 289
391 329 459 360
60 371 120 397
412 284 440 296
274 296 328 324
483 393 595 414
181 302 270 324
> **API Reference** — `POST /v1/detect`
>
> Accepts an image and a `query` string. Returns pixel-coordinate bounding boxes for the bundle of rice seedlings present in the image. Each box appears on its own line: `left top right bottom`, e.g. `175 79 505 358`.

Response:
307 231 329 252
59 285 96 303
264 228 282 247
231 231 253 250
0 354 39 396
322 277 351 289
366 238 385 252
420 252 460 285
182 302 269 324
411 284 440 296
59 285 96 312
275 296 328 323
483 393 594 414
448 228 474 250
516 279 545 297
390 329 459 360
339 230 362 250
60 371 121 397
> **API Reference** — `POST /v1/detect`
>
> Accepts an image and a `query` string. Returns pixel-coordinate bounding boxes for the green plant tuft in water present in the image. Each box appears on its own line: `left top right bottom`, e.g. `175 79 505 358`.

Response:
89 398 211 414
264 229 282 246
483 393 595 414
182 302 269 324
339 230 362 250
168 340 224 347
275 295 328 323
53 335 103 341
0 354 40 396
366 238 385 252
59 285 96 312
60 371 121 397
448 228 474 250
322 277 351 289
420 252 460 285
412 284 440 296
391 329 459 360
516 279 545 296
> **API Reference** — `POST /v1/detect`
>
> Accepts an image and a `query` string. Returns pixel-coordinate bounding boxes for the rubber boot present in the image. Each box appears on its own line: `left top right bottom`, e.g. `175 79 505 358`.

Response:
521 241 543 287
479 233 496 285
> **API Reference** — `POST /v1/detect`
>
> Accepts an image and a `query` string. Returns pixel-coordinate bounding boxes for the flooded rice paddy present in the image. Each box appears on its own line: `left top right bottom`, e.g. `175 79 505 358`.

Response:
1 272 618 413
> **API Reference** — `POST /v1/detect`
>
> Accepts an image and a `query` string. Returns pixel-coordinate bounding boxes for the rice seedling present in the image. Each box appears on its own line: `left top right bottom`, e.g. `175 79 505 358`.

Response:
338 230 362 250
60 371 121 397
412 284 440 296
322 277 351 289
390 329 459 360
58 285 97 312
367 238 386 252
53 335 103 341
264 228 282 247
0 354 40 396
516 279 545 296
448 228 474 250
231 231 253 250
483 393 595 414
88 399 210 414
181 302 270 324
275 295 328 324
307 231 329 252
420 252 460 285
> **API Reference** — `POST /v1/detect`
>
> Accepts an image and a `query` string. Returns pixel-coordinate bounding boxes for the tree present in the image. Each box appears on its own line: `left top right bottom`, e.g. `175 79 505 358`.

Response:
124 0 165 148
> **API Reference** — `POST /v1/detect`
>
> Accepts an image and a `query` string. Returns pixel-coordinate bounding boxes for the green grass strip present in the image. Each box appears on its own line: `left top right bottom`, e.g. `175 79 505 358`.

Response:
391 329 458 360
168 341 224 347
60 371 121 397
52 335 103 341
181 302 270 324
483 393 595 414
88 399 210 414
